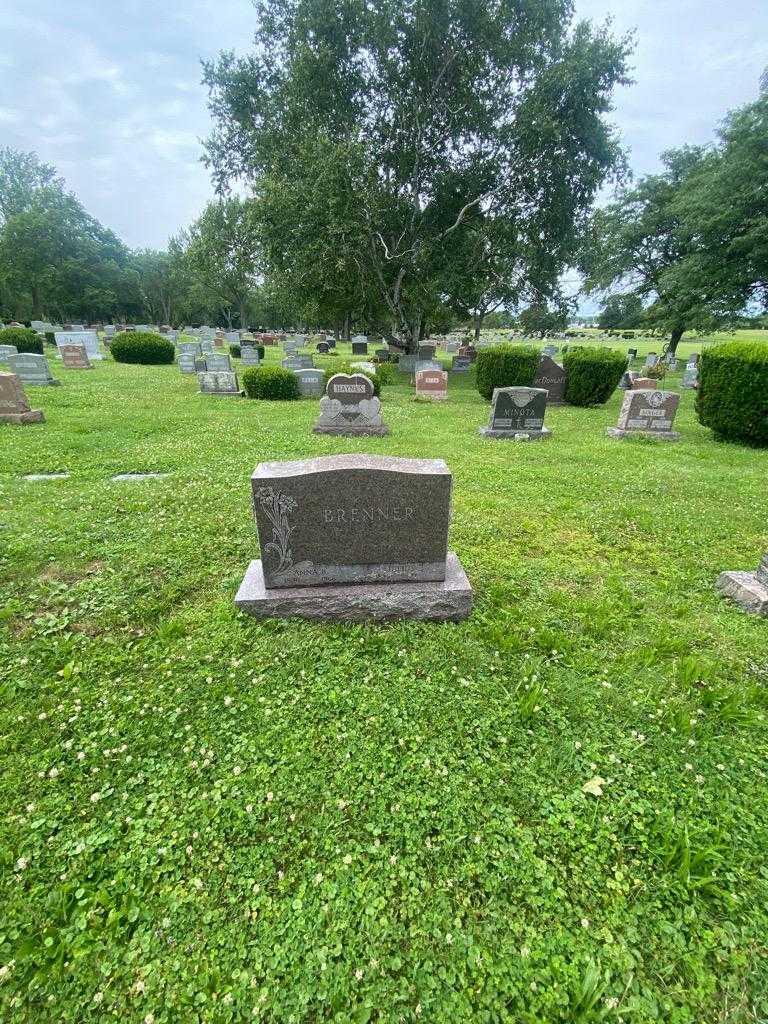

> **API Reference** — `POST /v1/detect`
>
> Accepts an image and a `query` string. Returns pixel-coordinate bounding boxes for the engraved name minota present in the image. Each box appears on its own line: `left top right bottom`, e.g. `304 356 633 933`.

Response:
323 505 415 524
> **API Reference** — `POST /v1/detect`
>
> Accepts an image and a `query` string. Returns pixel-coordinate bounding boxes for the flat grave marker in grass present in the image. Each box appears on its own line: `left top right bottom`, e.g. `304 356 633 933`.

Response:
235 453 472 621
480 386 551 441
607 388 681 441
313 372 389 436
0 372 44 424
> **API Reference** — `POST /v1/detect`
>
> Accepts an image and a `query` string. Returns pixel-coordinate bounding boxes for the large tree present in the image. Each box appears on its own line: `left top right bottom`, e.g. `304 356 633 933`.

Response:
203 0 630 351
598 292 644 330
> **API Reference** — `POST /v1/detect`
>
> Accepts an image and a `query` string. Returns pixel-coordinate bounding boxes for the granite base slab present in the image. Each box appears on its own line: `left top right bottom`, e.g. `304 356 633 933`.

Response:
312 424 390 436
716 571 768 616
235 551 472 622
606 427 680 442
479 427 552 442
0 410 44 424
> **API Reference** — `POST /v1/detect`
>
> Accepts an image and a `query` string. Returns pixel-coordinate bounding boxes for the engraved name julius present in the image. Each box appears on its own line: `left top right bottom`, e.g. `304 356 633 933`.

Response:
323 505 415 525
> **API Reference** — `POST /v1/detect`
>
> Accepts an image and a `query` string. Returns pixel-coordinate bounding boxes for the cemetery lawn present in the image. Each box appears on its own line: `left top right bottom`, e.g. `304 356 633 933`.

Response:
2 345 768 1024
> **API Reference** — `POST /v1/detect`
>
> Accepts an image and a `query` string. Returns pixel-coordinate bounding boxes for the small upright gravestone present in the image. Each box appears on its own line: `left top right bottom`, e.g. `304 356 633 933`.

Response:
627 347 638 362
681 360 699 389
0 372 44 424
418 343 436 361
240 344 260 366
480 387 551 441
317 341 330 354
0 344 19 362
8 353 60 386
60 343 92 369
451 355 471 373
415 368 448 400
178 350 198 374
619 370 637 390
55 331 102 361
532 355 567 405
631 377 657 389
458 345 477 362
234 453 472 621
607 389 681 441
197 370 242 396
717 552 768 617
644 353 658 369
205 352 232 373
351 341 368 356
313 373 388 436
295 368 325 397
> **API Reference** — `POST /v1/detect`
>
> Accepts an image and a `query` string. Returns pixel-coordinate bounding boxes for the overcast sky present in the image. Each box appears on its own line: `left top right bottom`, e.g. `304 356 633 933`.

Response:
1 0 767 253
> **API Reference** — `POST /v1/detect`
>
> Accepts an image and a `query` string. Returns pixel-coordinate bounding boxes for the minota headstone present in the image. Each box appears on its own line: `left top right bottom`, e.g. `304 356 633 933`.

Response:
0 372 45 424
607 389 681 441
717 552 768 617
532 355 567 405
415 367 448 400
234 454 472 621
60 343 92 369
480 387 551 441
313 373 388 436
197 370 242 396
7 353 60 386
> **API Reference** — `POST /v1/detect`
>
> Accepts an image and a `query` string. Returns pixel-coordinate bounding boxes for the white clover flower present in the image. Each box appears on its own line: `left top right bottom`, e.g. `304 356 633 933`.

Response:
48 768 59 779
266 792 273 802
233 766 242 776
15 857 28 871
90 792 101 803
343 853 352 865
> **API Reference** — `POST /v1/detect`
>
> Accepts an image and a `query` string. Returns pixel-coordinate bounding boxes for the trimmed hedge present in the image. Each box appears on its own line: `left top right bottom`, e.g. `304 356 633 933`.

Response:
696 341 768 446
475 345 539 401
242 365 300 400
323 363 381 397
229 343 241 359
562 347 627 407
0 327 43 354
111 331 175 365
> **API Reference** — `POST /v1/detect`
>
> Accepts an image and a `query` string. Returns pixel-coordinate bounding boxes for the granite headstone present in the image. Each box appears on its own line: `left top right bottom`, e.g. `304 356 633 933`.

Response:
313 373 388 436
607 389 680 441
532 355 567 405
480 387 551 441
0 372 44 423
7 352 59 386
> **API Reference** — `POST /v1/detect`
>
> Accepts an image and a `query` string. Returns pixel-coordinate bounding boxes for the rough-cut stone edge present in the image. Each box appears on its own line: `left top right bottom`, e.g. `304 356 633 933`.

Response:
235 551 472 622
21 378 60 386
716 571 768 617
312 424 390 436
0 410 44 424
606 427 680 442
479 427 552 442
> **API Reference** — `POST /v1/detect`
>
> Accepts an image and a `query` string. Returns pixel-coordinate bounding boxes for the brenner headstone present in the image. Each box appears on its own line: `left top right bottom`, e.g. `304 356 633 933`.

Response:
60 343 92 369
7 353 60 386
313 373 389 436
532 355 567 405
197 370 242 396
0 372 45 424
717 552 768 616
415 367 448 400
234 454 472 621
607 389 681 441
480 387 551 441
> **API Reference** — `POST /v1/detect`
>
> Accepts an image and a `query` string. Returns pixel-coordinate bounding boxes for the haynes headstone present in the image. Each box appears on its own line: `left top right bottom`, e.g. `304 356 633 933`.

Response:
313 373 388 436
480 387 551 441
234 454 472 621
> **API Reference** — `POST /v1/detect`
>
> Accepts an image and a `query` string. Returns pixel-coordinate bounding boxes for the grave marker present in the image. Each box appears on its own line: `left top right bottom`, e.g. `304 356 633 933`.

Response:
55 331 102 360
717 552 768 616
241 344 261 366
60 344 92 369
607 389 681 441
532 355 567 405
234 454 472 621
313 373 388 436
351 341 369 356
480 387 551 441
197 370 242 396
205 353 232 373
0 344 19 362
7 353 60 386
295 368 325 397
415 368 448 400
0 372 44 423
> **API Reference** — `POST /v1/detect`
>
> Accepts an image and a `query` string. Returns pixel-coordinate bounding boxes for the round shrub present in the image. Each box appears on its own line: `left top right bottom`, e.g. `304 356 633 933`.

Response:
242 365 300 400
696 341 768 446
323 363 381 397
562 347 627 407
229 343 241 359
475 345 539 400
0 326 43 354
44 331 56 347
111 331 175 365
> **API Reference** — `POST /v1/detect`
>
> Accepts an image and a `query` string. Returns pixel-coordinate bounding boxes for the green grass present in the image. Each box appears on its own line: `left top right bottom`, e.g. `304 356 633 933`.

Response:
1 341 767 1023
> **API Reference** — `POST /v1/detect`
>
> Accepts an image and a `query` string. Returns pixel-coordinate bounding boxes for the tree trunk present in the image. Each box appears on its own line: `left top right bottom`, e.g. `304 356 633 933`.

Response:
343 313 350 341
668 326 684 355
473 313 483 343
333 321 341 342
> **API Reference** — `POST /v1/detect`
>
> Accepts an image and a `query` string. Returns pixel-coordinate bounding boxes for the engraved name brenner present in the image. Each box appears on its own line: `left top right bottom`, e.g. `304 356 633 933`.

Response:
323 505 415 524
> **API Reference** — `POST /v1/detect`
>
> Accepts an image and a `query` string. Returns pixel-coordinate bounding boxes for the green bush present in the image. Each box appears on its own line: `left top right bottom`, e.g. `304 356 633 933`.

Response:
372 361 397 386
696 342 768 446
44 331 56 347
562 347 627 407
323 363 381 397
111 331 175 365
242 365 301 400
229 343 241 359
475 345 539 400
0 326 43 354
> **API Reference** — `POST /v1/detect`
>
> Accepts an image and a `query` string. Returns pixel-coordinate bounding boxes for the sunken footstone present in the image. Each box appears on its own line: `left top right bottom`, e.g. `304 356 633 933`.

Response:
24 473 69 481
111 472 169 482
717 553 768 616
